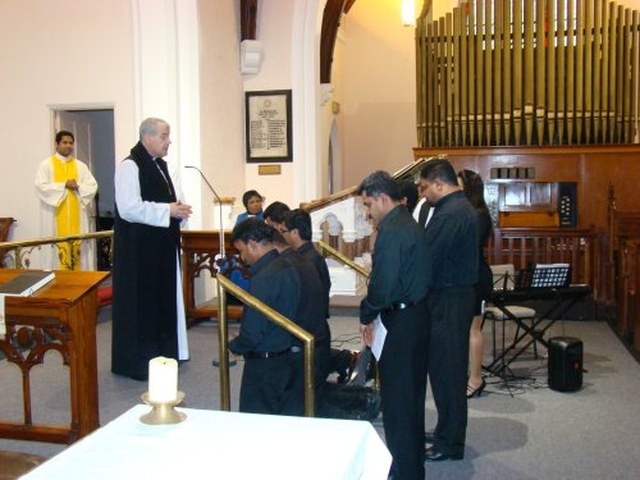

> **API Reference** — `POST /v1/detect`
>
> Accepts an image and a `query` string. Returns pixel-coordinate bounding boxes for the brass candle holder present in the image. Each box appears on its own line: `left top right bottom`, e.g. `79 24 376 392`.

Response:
139 391 186 425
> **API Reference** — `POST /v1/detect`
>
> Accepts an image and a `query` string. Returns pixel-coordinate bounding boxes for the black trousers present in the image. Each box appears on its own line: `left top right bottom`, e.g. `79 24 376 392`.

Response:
239 355 298 415
378 298 430 480
427 286 475 457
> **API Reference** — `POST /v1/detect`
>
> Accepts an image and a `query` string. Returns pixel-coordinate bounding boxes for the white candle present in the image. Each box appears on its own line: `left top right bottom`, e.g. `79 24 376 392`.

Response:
148 356 178 402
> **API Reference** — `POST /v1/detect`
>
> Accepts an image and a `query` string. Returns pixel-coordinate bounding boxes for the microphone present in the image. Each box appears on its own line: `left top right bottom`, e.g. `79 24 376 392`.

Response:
184 165 226 265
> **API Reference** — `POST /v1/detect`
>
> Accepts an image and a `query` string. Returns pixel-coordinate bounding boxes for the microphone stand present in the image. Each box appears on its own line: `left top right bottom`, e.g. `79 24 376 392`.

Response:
184 165 236 368
184 166 225 267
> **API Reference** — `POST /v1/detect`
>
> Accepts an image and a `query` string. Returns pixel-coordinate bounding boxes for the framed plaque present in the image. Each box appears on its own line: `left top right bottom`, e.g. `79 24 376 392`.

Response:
245 89 292 163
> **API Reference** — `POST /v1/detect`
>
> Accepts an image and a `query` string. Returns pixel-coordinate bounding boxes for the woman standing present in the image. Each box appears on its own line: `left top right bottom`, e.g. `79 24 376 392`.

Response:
458 169 493 397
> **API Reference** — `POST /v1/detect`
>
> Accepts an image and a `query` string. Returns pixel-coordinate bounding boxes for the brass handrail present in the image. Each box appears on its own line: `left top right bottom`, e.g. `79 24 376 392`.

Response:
316 240 370 278
0 231 114 269
215 274 316 416
0 230 113 250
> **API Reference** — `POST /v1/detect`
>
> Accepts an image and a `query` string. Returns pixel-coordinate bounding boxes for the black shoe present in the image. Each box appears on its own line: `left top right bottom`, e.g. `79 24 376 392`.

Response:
467 378 487 399
425 430 435 444
424 446 463 462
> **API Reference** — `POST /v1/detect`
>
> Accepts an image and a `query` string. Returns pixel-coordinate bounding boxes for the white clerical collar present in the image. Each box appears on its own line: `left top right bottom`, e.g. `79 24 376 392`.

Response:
54 152 72 162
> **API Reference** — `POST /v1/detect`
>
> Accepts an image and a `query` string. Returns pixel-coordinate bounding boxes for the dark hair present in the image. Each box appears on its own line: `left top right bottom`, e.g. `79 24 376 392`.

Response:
420 158 458 186
55 130 75 144
398 179 419 213
272 230 289 249
231 217 276 244
457 169 489 212
284 208 312 241
264 201 291 223
357 170 401 201
242 190 262 209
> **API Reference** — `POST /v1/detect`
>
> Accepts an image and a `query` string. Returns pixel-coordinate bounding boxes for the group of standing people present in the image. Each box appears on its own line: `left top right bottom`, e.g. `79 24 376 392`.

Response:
36 121 492 480
358 158 492 480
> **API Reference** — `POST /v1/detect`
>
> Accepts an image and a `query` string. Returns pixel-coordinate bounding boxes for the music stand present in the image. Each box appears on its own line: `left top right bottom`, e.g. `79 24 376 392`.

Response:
489 264 575 377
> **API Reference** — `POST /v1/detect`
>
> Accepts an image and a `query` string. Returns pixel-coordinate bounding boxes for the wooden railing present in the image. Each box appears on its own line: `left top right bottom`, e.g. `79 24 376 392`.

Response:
608 209 640 346
0 231 113 270
487 227 603 300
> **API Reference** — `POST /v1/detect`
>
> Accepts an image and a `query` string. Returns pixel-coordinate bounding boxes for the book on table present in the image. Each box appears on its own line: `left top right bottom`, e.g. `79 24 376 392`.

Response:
0 270 56 296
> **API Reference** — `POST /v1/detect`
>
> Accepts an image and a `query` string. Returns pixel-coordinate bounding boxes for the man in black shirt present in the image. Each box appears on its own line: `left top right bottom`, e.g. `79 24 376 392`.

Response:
263 201 291 232
282 208 332 320
420 158 478 462
358 171 430 480
271 232 331 415
228 219 301 415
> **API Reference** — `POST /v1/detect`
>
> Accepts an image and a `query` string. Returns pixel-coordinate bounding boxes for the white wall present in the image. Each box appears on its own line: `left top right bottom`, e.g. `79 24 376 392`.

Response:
341 0 418 187
197 0 245 229
0 0 136 246
241 0 297 211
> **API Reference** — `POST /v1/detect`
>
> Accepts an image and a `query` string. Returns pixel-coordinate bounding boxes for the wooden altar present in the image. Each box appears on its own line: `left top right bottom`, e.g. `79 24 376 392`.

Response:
0 269 109 444
181 231 244 326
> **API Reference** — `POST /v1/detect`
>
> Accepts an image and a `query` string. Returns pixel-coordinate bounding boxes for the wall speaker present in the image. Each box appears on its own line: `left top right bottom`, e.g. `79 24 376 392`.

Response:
548 336 583 392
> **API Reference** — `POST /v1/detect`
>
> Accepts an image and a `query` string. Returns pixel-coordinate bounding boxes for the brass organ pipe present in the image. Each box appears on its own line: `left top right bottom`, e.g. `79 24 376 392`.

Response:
584 0 595 144
460 5 469 146
468 0 477 146
566 0 576 144
429 21 437 146
446 12 454 145
416 16 424 146
485 0 494 146
546 0 557 146
601 0 611 143
575 0 586 143
512 0 523 145
453 7 462 145
615 6 624 142
593 0 603 143
501 0 512 145
524 0 535 145
535 0 547 146
627 11 640 143
437 17 447 145
623 9 635 143
557 0 566 144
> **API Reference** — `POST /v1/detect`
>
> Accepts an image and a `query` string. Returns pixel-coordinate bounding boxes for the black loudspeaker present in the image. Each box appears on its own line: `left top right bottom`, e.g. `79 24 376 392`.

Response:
558 182 577 228
548 337 583 392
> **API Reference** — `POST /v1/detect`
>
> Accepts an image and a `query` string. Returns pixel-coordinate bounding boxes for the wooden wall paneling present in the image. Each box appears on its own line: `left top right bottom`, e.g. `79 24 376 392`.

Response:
414 146 640 233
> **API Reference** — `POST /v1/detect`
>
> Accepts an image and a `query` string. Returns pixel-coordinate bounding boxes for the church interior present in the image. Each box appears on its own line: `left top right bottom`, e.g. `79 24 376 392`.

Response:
2 0 640 478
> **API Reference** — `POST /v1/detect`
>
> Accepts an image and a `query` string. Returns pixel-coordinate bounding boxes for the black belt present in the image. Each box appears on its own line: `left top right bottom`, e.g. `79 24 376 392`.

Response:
244 346 299 360
383 300 418 313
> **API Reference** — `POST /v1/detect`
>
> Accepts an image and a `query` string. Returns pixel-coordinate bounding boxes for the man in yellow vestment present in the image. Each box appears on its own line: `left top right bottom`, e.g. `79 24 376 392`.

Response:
34 130 98 270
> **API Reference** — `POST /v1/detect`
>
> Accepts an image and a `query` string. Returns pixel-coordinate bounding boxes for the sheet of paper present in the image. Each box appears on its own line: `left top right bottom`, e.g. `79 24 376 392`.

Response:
371 314 387 361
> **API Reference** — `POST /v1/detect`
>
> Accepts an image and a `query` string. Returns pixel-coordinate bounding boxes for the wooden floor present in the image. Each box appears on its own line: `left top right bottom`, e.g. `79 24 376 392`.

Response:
0 450 46 480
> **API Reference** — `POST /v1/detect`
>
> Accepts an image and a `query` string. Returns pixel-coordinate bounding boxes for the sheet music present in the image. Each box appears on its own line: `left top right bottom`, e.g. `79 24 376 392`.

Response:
531 263 570 288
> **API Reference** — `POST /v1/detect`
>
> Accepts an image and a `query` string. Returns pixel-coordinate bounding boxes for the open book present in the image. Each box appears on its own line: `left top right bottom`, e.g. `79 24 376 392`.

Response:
0 270 56 296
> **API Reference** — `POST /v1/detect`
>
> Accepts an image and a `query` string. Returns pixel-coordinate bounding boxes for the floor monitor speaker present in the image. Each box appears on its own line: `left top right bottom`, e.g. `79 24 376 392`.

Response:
548 336 583 392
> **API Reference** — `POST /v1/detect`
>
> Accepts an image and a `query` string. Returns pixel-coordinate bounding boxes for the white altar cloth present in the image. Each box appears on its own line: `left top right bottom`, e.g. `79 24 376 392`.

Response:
21 404 392 480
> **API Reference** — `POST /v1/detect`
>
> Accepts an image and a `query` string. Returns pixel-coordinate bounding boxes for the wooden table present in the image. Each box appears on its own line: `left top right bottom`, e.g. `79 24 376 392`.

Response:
0 269 109 444
180 230 245 325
